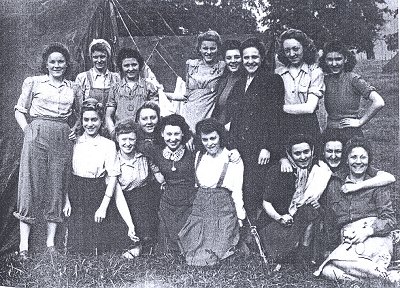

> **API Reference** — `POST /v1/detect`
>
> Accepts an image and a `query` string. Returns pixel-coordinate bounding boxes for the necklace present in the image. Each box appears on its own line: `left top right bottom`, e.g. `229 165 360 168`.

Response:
162 145 185 171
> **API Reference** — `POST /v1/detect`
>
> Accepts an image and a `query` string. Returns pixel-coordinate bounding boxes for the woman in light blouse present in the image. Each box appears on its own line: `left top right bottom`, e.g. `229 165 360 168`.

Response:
14 43 80 260
276 29 325 171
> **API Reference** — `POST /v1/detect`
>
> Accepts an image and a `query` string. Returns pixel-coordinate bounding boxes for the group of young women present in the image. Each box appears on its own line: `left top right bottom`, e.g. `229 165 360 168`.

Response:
12 27 398 282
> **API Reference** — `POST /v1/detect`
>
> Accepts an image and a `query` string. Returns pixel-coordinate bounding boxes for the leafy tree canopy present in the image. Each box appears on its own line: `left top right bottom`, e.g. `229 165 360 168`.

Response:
260 0 394 57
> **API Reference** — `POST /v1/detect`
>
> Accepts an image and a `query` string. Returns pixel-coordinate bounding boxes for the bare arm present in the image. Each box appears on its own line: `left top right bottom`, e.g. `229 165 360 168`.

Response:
359 91 385 126
94 176 117 222
114 183 137 240
105 106 116 139
15 110 28 132
263 200 293 226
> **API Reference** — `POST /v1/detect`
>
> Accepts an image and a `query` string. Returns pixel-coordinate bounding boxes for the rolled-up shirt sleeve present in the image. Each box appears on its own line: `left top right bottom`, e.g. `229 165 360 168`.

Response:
308 65 325 99
106 83 118 108
372 186 397 236
15 77 34 114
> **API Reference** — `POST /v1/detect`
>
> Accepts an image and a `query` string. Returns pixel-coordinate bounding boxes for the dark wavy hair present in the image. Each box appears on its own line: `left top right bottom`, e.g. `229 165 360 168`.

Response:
40 42 72 76
277 29 318 66
240 37 266 70
135 101 161 123
221 39 241 57
195 30 222 57
319 40 357 73
116 48 144 73
156 114 192 146
344 137 373 166
195 118 227 153
115 119 141 138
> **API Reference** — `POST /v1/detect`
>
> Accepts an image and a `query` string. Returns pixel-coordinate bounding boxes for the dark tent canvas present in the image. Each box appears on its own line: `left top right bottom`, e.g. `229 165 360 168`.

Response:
0 0 275 255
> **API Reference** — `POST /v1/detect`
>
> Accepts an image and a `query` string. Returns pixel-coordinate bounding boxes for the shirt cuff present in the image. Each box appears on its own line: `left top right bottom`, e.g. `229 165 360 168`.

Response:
14 105 28 114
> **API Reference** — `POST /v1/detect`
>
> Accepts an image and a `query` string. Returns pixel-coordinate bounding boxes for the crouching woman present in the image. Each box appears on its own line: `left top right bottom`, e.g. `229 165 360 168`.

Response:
314 138 397 282
179 118 246 266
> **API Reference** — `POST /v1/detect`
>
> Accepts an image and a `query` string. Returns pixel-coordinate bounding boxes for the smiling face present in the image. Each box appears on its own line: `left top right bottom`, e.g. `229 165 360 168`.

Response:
91 50 108 73
117 132 137 156
291 142 312 168
325 51 346 74
242 47 262 75
201 131 222 156
347 147 369 177
283 38 304 67
199 40 218 64
224 49 242 73
138 108 159 134
46 52 67 79
82 110 101 137
162 125 183 151
324 141 343 169
122 57 140 81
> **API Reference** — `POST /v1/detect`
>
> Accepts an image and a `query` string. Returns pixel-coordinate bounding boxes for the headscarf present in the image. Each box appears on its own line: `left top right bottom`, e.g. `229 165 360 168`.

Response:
88 39 112 57
286 145 314 216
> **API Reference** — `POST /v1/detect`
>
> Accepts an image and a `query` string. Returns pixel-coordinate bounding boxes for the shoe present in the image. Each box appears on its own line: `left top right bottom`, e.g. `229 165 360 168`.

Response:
18 250 29 262
122 245 142 259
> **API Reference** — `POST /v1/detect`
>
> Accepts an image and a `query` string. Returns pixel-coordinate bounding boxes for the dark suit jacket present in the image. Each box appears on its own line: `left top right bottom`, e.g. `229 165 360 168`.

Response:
227 68 285 161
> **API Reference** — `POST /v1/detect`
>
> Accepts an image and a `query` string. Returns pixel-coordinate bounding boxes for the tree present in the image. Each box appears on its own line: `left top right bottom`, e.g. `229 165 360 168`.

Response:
260 0 393 58
113 0 258 36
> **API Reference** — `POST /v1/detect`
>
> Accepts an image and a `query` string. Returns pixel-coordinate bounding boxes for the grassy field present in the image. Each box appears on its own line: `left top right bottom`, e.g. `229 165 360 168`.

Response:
0 59 398 287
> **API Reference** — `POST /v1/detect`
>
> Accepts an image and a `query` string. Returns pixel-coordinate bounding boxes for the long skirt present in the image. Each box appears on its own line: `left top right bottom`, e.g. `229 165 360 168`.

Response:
67 175 124 254
314 217 393 278
178 187 239 266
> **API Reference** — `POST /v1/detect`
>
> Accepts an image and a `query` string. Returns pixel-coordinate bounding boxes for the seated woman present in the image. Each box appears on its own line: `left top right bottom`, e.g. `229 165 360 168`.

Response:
211 39 244 125
258 134 322 266
106 48 159 139
301 131 396 264
135 101 161 158
113 120 165 258
152 114 197 254
315 138 397 282
179 118 246 266
320 41 385 144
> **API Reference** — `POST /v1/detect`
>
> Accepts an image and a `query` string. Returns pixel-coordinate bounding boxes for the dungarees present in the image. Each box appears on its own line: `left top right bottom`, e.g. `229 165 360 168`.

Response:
85 71 116 136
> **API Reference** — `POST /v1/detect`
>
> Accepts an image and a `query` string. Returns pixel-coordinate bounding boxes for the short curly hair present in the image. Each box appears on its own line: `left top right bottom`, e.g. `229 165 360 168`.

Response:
195 30 221 57
116 48 144 73
221 39 241 57
156 114 192 146
135 101 161 123
319 40 357 73
343 137 373 166
115 119 141 138
195 118 227 153
277 29 318 66
40 42 72 76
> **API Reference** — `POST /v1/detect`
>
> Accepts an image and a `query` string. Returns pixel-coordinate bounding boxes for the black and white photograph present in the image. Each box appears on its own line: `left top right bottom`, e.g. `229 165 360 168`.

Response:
0 0 398 287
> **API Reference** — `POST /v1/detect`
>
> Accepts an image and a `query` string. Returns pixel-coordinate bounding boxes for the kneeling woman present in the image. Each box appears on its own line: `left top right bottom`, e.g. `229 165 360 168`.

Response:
315 138 397 282
179 118 246 266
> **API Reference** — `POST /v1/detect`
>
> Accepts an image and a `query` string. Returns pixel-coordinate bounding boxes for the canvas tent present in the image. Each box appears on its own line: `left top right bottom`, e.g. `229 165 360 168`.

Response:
0 0 275 255
382 52 399 73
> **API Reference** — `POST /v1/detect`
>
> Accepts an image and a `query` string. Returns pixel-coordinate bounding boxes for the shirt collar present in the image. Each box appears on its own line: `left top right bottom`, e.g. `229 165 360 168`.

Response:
120 76 144 88
118 151 144 166
40 74 69 87
91 67 110 78
276 62 310 76
76 133 101 145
